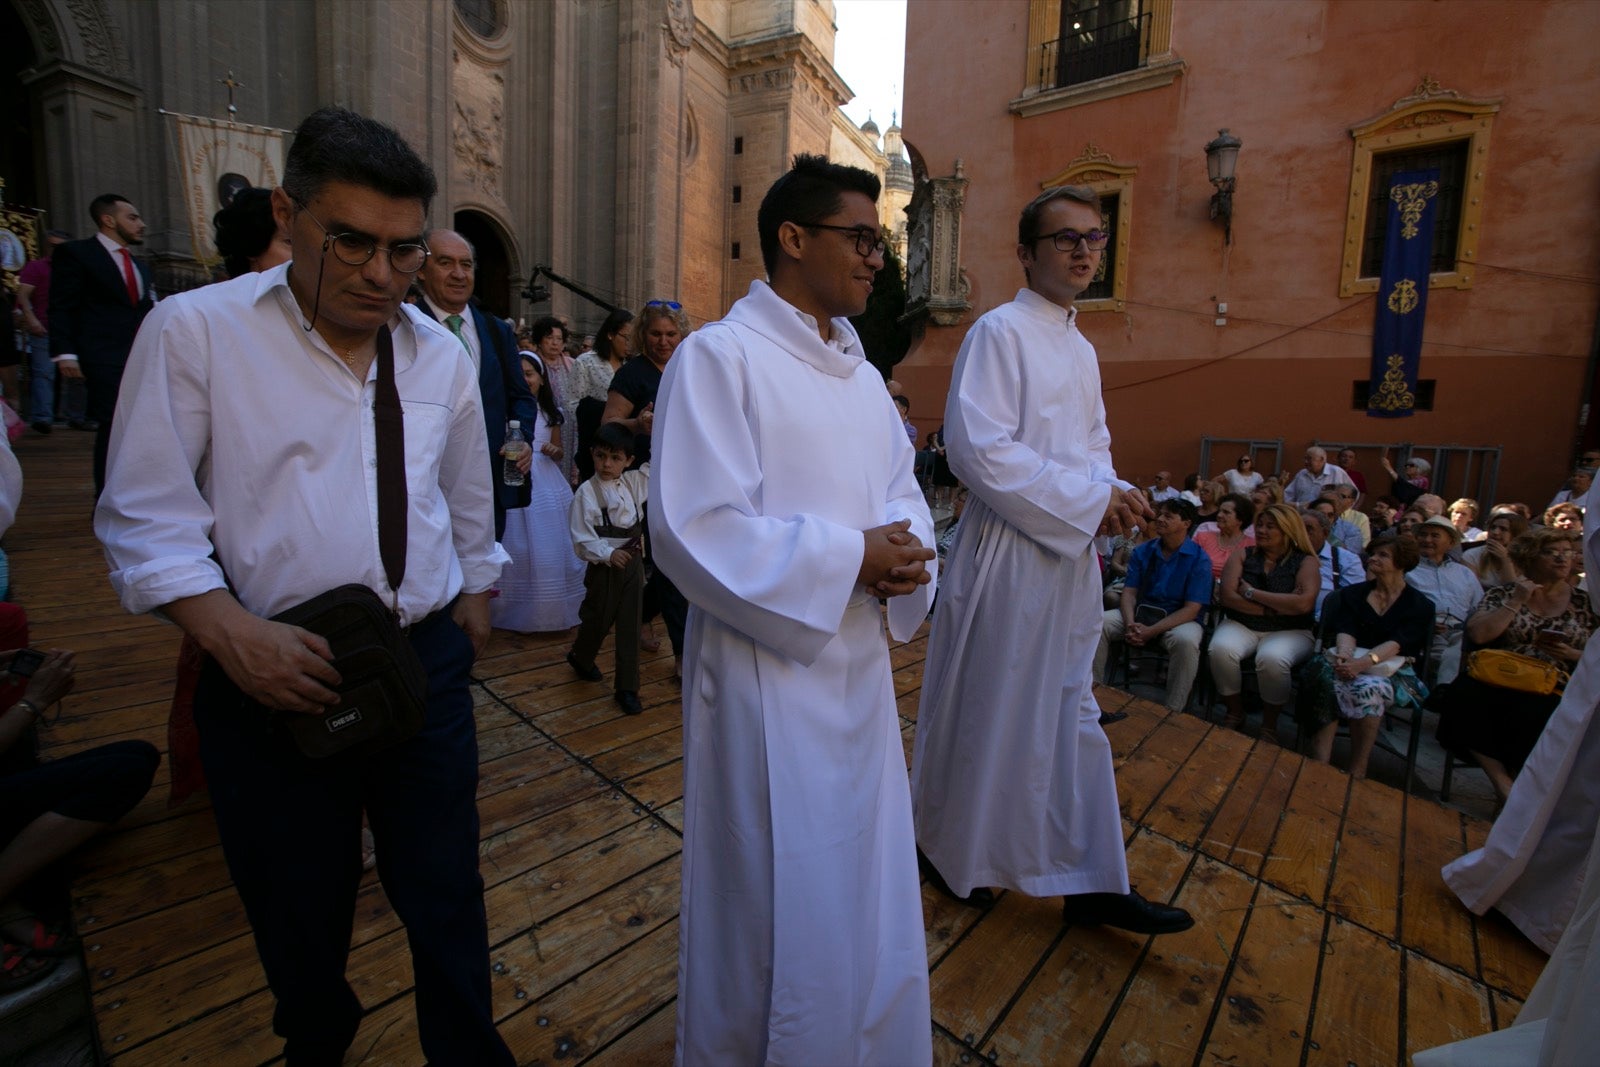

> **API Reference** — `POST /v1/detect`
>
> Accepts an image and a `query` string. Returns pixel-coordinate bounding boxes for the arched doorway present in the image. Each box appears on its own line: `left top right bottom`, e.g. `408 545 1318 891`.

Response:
1 1 41 210
453 209 515 320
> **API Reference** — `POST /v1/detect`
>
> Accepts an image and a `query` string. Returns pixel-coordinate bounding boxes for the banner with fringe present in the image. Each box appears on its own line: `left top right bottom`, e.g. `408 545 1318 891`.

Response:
1367 168 1439 418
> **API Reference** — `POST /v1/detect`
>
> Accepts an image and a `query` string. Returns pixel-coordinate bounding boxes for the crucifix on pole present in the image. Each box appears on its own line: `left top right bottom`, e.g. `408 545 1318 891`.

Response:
219 71 243 120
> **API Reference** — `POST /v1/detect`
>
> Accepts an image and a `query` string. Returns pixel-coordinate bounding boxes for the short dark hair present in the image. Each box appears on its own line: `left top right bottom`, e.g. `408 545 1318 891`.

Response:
894 395 910 413
1017 185 1102 246
757 153 881 274
88 193 131 228
212 187 277 279
530 315 566 346
281 106 436 212
1157 498 1198 532
594 308 634 361
592 421 635 456
1369 533 1422 571
1220 492 1255 529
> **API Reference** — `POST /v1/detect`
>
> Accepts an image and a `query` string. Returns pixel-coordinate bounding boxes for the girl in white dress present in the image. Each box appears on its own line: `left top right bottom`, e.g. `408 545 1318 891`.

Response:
491 353 585 633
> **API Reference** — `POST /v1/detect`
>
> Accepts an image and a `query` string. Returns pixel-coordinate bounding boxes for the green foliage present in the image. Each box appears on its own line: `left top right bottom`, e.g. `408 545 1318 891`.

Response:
851 242 911 379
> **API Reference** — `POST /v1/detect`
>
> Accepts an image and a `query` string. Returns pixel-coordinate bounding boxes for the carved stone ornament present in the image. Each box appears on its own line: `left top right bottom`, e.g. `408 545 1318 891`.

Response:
451 50 505 201
13 0 62 59
1068 142 1114 168
63 0 128 77
902 160 970 328
664 0 694 67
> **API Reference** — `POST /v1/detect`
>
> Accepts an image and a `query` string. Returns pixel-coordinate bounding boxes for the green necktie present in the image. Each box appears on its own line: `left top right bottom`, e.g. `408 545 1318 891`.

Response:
446 313 470 352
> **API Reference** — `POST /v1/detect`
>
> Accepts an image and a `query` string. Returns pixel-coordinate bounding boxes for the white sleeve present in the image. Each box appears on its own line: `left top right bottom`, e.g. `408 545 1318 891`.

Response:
0 434 20 537
439 361 509 593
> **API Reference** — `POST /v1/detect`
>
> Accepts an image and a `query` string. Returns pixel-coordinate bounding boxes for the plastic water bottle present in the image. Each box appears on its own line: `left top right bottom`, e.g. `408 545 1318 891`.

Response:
503 421 527 486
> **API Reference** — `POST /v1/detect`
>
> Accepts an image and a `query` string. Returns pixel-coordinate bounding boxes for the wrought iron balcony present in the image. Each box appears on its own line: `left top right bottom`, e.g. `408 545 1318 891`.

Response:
1035 11 1151 93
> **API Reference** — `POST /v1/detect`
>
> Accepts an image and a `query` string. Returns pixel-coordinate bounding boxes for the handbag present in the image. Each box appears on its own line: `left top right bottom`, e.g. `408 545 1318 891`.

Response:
1465 648 1568 696
273 325 428 758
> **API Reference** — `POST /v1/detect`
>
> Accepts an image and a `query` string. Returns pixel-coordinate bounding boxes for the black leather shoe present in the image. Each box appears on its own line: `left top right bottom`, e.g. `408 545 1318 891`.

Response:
565 651 602 682
1062 889 1194 934
917 847 997 908
30 421 51 435
1099 710 1129 726
614 690 642 715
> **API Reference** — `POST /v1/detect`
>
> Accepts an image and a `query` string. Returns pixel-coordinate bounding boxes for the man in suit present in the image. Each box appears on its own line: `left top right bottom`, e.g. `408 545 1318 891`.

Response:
49 194 155 493
416 228 539 539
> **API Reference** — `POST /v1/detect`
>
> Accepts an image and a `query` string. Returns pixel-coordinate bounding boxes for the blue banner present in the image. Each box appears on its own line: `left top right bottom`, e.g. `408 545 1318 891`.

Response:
1367 168 1439 418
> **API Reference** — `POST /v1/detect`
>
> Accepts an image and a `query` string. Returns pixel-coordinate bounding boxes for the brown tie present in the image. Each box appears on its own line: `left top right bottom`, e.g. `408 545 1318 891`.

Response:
372 327 407 601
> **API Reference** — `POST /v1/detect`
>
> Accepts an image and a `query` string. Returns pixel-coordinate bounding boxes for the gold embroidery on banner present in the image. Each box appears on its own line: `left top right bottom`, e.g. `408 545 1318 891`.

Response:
1390 180 1440 239
1369 354 1416 412
1387 279 1420 315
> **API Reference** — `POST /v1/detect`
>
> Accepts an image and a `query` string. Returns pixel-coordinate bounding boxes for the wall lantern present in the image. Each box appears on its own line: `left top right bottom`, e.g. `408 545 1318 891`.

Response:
1205 128 1241 244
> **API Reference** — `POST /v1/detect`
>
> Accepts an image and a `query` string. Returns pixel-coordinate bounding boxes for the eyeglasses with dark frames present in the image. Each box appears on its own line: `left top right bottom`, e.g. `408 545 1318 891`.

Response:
295 201 430 274
800 223 888 259
1033 227 1110 252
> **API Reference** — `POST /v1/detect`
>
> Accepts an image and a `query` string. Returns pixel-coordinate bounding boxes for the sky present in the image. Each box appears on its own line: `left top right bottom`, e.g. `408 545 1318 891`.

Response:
832 0 907 132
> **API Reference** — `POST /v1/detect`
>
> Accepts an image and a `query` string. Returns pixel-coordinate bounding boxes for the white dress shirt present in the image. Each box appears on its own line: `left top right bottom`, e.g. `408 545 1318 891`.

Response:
96 263 508 626
424 299 482 371
1284 463 1354 505
96 231 150 301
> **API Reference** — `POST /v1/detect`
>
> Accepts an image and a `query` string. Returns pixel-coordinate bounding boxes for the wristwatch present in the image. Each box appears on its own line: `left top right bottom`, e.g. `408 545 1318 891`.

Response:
1369 651 1382 665
1243 587 1255 601
14 698 43 720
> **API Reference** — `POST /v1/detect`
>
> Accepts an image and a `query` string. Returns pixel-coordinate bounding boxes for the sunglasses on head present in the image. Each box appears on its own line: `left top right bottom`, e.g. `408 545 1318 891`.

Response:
646 300 682 311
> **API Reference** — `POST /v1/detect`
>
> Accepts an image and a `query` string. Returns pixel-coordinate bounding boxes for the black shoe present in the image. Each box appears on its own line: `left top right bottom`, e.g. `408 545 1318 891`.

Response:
614 690 642 715
68 419 97 432
30 421 51 435
1062 889 1194 935
917 847 997 908
1099 710 1129 726
565 650 602 682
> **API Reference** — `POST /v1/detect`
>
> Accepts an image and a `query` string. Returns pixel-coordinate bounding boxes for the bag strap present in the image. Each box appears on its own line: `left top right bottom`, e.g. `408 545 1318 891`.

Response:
372 326 407 604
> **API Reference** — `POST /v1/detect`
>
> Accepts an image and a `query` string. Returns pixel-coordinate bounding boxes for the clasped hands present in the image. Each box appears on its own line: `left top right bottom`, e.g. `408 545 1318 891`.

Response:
860 519 935 597
1098 486 1154 537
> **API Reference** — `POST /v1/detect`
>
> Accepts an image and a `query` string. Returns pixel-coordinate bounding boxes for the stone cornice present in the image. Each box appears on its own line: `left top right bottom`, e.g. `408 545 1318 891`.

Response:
725 31 851 107
1009 55 1184 118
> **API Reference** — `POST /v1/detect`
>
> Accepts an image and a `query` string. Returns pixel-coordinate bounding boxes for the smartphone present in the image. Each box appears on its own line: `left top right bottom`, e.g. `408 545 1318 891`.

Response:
9 648 45 677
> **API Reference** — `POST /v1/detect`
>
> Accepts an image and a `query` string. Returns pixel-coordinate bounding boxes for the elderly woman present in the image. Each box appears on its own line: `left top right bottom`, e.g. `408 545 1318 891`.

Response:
566 308 634 481
1209 504 1321 740
1300 535 1434 778
1544 502 1584 533
1450 498 1485 542
1194 493 1255 579
1468 509 1528 588
1248 481 1284 516
1435 528 1598 799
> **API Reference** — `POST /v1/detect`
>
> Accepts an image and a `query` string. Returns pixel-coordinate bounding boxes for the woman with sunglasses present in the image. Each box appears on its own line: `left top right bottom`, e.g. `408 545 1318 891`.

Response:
1221 454 1263 496
602 300 693 676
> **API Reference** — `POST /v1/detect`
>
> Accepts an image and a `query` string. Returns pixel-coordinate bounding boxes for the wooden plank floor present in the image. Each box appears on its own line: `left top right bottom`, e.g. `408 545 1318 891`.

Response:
12 429 1547 1065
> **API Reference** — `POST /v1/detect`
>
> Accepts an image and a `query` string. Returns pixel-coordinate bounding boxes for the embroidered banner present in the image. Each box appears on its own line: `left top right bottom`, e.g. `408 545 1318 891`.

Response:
1367 168 1439 418
167 113 287 268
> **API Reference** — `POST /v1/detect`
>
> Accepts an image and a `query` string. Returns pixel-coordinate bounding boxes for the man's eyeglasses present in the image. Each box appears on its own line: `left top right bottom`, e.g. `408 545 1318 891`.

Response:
646 300 682 310
801 223 888 259
1033 228 1110 252
296 201 429 274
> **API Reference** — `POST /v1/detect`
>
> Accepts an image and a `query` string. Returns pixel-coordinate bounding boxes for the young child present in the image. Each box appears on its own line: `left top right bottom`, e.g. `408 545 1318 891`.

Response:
566 421 649 715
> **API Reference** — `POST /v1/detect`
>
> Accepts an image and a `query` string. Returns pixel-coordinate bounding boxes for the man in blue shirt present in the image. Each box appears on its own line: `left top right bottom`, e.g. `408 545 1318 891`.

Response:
1094 498 1213 711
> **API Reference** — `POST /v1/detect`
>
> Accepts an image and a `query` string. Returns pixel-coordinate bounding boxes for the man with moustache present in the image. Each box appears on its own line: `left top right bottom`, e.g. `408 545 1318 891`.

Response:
95 107 513 1065
912 185 1194 936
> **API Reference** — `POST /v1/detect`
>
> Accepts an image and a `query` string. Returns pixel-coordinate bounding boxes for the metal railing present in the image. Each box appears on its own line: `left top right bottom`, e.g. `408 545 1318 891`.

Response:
1034 11 1151 93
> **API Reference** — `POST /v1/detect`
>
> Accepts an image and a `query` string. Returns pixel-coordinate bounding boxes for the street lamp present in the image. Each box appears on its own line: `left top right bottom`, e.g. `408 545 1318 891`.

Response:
1205 128 1242 244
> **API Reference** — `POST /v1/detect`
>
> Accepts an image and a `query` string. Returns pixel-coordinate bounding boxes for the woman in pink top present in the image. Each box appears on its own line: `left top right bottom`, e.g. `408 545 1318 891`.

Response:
1195 493 1256 579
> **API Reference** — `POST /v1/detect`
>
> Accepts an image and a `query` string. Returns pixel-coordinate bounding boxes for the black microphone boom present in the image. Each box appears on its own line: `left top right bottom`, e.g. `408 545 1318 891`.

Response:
521 265 623 315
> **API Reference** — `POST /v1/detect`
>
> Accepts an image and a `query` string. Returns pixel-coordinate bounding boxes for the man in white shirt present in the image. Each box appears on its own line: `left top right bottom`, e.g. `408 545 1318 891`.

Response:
1301 508 1366 620
95 107 514 1066
1408 515 1484 683
650 154 936 1064
1147 470 1181 502
1328 482 1372 547
912 184 1192 938
1284 445 1354 505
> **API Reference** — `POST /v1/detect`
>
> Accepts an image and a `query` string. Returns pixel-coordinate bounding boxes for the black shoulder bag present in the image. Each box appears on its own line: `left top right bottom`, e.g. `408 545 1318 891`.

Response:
273 326 428 759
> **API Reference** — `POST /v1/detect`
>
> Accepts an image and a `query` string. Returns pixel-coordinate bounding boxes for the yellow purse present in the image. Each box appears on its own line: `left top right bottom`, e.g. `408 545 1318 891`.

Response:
1465 649 1568 696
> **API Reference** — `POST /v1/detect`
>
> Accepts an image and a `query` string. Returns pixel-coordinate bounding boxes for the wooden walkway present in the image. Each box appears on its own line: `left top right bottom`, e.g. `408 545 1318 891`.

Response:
10 429 1546 1065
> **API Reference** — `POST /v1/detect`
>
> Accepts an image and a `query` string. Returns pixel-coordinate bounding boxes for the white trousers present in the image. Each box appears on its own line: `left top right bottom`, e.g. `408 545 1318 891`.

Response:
1093 610 1204 712
1207 618 1314 705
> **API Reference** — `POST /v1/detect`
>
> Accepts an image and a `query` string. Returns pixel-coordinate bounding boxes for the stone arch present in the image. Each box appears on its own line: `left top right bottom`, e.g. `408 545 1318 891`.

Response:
12 0 131 77
453 207 522 322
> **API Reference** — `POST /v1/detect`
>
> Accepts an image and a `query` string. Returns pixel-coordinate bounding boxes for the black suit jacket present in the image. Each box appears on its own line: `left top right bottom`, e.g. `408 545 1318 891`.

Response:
420 299 541 531
48 237 155 367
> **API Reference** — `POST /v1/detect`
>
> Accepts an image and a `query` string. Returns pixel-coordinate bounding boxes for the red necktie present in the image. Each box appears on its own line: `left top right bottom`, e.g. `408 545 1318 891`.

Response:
119 247 139 306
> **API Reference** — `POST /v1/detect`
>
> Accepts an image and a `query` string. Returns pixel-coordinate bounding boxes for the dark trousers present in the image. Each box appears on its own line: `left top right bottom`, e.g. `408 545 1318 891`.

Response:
81 359 124 495
640 503 688 657
194 612 512 1067
572 557 643 692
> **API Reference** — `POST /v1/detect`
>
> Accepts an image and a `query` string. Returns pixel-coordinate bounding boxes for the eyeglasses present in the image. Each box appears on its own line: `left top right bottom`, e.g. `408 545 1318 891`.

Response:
295 201 429 273
1033 227 1110 252
801 223 888 259
646 300 682 310
1539 549 1578 560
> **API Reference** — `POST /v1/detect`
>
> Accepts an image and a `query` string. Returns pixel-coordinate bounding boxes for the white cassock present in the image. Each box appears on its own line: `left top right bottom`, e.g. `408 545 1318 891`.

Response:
1439 483 1600 953
650 280 936 1066
911 288 1131 899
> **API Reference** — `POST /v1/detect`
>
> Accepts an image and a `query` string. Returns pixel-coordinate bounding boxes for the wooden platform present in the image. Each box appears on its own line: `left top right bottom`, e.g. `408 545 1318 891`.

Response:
10 429 1547 1065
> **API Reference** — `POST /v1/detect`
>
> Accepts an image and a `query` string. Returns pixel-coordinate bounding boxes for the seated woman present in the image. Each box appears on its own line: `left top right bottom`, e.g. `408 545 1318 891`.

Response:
1544 502 1584 534
1194 493 1255 580
1209 504 1321 740
2 646 158 990
1193 478 1221 524
1435 527 1597 800
1395 505 1428 537
1450 498 1485 542
1468 509 1527 589
1301 535 1434 778
1248 480 1283 517
1368 496 1401 539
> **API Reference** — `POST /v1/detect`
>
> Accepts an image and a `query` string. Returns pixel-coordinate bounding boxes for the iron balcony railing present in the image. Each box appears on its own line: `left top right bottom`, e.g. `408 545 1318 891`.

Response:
1034 11 1151 93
